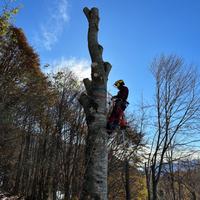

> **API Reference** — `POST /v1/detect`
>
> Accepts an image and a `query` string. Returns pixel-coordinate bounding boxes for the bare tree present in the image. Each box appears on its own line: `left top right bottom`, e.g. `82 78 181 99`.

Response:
145 55 200 200
79 7 111 200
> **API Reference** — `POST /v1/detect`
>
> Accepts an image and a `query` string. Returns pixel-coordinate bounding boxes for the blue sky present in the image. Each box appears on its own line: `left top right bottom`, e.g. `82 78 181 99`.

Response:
14 0 200 108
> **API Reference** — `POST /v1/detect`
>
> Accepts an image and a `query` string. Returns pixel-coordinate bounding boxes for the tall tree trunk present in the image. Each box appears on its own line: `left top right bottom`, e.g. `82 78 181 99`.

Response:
144 163 151 200
124 159 131 200
152 179 158 200
79 7 111 200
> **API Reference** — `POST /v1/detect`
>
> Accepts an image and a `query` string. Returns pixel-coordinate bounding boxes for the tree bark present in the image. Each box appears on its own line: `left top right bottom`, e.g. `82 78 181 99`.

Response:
124 159 131 200
79 7 111 200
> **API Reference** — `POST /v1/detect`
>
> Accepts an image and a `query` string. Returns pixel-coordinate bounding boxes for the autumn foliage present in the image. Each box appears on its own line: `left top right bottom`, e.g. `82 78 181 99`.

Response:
1 14 200 200
0 26 147 200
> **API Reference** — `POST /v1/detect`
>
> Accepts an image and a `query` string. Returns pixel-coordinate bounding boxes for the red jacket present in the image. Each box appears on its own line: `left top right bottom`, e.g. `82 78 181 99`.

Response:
114 85 129 101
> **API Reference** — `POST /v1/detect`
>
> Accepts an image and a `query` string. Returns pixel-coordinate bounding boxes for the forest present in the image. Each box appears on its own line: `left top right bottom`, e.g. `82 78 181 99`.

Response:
1 1 200 200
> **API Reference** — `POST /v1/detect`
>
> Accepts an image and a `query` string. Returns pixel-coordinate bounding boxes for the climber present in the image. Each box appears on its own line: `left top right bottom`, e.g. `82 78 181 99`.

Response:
107 79 129 134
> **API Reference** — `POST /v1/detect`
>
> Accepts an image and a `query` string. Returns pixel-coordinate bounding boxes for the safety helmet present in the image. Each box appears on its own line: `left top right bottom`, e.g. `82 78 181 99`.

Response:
114 80 125 88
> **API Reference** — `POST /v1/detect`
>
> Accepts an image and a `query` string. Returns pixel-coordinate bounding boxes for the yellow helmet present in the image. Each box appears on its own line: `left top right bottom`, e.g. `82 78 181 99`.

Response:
114 80 125 88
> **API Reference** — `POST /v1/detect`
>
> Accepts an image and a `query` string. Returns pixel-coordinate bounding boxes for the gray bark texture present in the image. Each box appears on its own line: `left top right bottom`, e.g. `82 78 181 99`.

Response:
79 7 111 200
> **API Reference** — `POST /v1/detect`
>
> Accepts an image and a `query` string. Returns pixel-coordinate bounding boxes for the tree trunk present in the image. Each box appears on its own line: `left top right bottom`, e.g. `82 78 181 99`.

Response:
145 163 151 200
124 159 131 200
192 191 196 200
79 7 111 200
152 179 158 200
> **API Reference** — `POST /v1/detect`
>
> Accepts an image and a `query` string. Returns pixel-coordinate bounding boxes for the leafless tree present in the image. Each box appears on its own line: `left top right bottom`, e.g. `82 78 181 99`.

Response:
145 55 200 200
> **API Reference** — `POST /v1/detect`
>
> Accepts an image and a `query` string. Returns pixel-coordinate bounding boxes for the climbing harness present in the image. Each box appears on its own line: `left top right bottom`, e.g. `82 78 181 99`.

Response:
107 98 129 134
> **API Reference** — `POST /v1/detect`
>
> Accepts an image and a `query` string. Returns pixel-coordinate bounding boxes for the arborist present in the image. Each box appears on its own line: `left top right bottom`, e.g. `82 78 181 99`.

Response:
107 79 129 134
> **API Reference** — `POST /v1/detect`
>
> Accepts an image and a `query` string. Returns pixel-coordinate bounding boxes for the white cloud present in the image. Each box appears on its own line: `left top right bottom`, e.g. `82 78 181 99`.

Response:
43 57 91 80
34 0 69 50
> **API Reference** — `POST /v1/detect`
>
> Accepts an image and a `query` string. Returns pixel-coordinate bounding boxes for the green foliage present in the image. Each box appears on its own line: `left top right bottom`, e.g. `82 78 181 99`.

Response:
0 0 20 37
